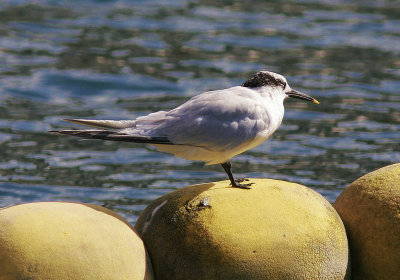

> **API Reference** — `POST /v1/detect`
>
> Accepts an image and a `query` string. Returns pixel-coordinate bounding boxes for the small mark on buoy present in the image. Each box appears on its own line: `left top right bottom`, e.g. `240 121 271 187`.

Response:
198 197 210 207
186 196 211 212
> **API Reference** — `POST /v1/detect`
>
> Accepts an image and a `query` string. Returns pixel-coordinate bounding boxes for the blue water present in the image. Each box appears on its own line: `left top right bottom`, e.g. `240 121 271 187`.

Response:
0 0 399 223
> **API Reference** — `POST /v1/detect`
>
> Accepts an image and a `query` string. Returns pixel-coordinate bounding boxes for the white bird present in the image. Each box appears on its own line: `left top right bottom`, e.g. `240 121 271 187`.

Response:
51 71 319 188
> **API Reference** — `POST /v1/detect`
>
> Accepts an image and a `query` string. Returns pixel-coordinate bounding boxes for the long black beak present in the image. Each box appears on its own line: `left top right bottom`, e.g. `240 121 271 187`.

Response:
286 89 319 104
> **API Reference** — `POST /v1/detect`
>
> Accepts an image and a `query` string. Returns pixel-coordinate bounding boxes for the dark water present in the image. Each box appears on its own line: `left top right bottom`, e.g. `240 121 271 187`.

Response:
0 0 399 223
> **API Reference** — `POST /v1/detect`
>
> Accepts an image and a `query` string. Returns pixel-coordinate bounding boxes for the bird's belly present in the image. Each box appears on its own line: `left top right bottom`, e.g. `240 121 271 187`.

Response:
153 144 229 165
153 133 269 165
223 134 268 159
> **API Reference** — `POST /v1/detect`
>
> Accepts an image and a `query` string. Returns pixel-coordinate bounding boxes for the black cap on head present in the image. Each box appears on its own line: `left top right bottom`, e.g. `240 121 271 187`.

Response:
242 71 286 89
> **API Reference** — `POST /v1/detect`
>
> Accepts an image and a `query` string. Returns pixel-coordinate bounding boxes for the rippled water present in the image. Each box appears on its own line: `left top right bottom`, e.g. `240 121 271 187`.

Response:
0 0 399 223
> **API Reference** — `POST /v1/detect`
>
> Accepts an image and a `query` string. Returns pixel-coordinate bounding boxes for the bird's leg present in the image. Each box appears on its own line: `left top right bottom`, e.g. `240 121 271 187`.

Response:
220 162 253 189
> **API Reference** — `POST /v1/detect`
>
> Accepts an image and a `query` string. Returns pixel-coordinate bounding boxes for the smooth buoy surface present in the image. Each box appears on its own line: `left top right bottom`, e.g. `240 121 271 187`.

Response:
334 163 400 280
135 178 349 280
0 202 153 280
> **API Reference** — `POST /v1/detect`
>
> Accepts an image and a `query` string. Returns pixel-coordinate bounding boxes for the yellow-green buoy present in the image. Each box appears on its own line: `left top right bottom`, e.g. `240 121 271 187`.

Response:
0 202 153 280
135 178 349 280
334 163 400 280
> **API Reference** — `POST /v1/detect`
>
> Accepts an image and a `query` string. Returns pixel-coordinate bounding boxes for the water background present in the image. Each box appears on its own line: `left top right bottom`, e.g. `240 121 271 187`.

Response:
0 0 399 224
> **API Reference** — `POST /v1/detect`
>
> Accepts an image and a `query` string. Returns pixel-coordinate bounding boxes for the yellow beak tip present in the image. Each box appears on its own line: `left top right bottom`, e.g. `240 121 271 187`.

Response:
313 99 320 105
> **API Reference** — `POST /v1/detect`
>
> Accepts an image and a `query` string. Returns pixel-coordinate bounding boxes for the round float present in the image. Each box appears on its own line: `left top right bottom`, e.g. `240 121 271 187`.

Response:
135 178 349 279
0 202 153 280
334 163 400 279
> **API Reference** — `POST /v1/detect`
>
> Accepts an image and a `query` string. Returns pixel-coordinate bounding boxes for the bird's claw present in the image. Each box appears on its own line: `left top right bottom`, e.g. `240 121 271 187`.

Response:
231 178 253 189
235 178 249 183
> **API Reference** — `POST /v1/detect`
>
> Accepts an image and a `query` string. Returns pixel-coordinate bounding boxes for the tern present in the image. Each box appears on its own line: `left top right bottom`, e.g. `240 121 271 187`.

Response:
50 71 319 188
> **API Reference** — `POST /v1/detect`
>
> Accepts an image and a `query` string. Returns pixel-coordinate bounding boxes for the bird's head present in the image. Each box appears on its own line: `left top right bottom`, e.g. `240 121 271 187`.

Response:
241 71 319 104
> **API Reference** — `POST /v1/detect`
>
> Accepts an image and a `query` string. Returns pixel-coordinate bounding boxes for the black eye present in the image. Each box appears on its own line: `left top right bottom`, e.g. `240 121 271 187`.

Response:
277 80 286 88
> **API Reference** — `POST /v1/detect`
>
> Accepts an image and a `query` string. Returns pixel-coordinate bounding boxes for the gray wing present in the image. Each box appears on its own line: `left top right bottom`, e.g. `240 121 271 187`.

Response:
51 86 270 151
141 86 270 150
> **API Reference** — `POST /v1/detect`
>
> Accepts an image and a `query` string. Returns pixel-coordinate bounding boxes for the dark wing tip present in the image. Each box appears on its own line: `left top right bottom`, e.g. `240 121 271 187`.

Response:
49 129 175 145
